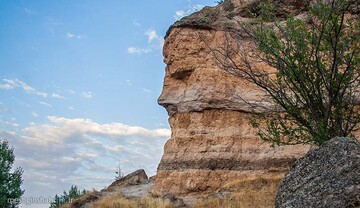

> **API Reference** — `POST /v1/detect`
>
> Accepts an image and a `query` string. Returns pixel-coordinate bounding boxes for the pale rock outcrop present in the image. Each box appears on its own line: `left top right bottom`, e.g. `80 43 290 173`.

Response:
104 169 148 192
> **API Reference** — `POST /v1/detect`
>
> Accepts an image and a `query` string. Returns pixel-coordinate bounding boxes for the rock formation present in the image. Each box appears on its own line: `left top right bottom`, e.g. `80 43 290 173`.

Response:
67 169 156 208
275 137 360 208
152 0 314 201
104 169 148 192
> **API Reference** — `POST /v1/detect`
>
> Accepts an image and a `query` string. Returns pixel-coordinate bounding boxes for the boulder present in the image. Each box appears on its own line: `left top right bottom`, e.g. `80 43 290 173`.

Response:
104 169 148 192
276 137 360 208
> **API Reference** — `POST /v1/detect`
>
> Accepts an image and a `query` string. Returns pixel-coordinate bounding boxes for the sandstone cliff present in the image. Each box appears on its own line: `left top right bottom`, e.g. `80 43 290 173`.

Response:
152 0 316 204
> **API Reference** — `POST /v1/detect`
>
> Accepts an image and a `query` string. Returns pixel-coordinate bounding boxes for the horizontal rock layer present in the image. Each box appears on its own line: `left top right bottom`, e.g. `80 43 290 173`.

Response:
152 0 360 202
158 110 306 172
159 27 272 114
152 110 309 196
153 5 310 197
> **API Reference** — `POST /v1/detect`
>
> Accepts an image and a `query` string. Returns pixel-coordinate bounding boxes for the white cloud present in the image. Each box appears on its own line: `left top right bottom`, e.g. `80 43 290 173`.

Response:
127 29 164 55
32 112 39 117
0 120 19 128
78 35 86 39
67 32 75 39
67 32 86 39
145 30 159 43
174 3 207 20
142 88 153 94
126 80 132 86
127 47 151 55
1 79 48 97
52 93 65 99
81 91 93 98
1 117 170 204
0 83 14 89
68 106 75 110
158 38 165 50
68 89 76 94
41 116 171 139
39 101 52 107
174 10 186 19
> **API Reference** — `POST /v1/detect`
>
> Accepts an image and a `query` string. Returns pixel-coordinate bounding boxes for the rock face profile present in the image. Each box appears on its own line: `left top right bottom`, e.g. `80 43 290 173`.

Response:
276 137 360 208
152 0 313 202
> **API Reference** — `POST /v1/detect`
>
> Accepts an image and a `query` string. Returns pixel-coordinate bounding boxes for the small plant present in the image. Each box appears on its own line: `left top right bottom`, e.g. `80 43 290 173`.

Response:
115 162 124 180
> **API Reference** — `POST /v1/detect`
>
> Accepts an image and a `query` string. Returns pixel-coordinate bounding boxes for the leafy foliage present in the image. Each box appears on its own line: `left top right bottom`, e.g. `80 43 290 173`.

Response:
49 185 87 208
0 139 24 208
214 0 360 145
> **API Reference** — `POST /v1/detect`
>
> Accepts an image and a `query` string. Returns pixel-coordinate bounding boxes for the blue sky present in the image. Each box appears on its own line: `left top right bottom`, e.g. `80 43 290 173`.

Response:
0 0 216 207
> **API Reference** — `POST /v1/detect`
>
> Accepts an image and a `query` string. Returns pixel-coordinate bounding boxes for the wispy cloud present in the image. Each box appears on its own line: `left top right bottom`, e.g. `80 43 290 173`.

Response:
68 106 75 111
39 101 52 107
32 112 39 117
174 10 186 20
132 19 141 26
127 47 151 55
0 79 48 97
127 29 164 55
68 89 76 94
174 1 207 20
0 120 20 128
81 91 93 98
24 8 37 16
67 32 86 39
142 88 153 94
0 83 14 89
52 93 66 99
43 116 171 139
145 30 159 43
1 117 170 200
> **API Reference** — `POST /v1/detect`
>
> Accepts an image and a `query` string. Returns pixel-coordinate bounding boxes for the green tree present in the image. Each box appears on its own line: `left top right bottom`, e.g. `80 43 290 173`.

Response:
214 0 359 145
50 185 87 208
0 140 24 208
49 195 61 208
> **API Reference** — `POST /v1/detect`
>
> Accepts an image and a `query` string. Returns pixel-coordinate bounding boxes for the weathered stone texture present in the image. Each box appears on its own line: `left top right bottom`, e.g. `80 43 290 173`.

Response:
153 0 360 200
153 15 310 197
276 137 360 208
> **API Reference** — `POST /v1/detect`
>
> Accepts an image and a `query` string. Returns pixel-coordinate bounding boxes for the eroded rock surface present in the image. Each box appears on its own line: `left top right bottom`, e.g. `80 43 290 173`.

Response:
276 137 360 208
104 169 148 192
153 0 312 200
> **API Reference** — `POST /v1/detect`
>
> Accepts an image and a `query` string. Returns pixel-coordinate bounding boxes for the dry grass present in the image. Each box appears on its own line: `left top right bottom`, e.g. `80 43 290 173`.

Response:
59 189 101 208
88 194 172 208
193 172 285 208
59 204 71 208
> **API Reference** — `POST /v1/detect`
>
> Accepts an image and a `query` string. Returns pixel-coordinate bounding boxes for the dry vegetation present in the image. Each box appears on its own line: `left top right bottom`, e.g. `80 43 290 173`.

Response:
88 194 171 208
193 172 284 208
59 192 171 208
60 173 284 208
